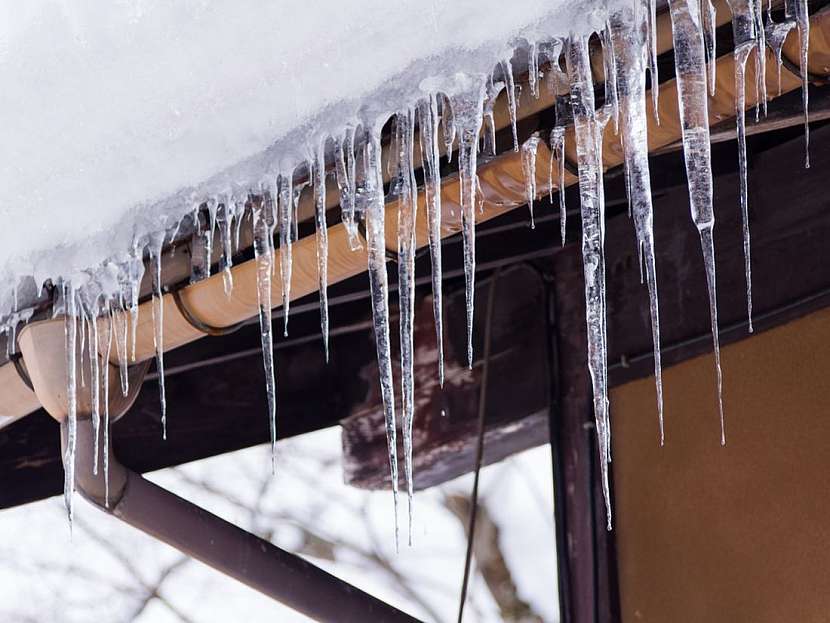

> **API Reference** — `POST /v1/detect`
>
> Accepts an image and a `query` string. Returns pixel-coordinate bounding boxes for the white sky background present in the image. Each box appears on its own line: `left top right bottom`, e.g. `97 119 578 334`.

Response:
0 428 559 622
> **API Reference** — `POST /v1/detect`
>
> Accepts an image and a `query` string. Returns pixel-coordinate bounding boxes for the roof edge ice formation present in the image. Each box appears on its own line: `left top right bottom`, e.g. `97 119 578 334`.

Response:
0 0 818 542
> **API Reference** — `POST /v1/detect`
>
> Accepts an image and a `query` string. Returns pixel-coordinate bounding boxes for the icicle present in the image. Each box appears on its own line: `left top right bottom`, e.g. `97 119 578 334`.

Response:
550 127 567 246
394 109 419 545
753 0 768 117
528 41 541 98
453 80 487 369
728 0 760 330
128 243 143 362
149 235 167 440
669 0 725 444
276 173 294 336
114 292 129 397
702 0 718 94
418 95 446 388
78 309 86 388
312 140 330 362
567 35 612 527
104 309 114 507
600 22 620 133
362 126 400 547
482 78 506 156
520 135 541 229
253 198 278 472
611 2 665 443
792 0 810 167
501 59 520 151
335 128 362 250
86 302 101 475
647 0 661 120
441 95 457 161
219 202 235 297
63 283 78 530
765 18 796 96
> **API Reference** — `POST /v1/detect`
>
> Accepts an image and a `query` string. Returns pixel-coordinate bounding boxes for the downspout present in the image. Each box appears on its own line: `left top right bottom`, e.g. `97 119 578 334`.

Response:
18 318 420 623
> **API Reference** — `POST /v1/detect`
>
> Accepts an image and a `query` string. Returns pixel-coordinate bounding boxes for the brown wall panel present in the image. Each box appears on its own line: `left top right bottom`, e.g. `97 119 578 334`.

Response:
612 307 830 622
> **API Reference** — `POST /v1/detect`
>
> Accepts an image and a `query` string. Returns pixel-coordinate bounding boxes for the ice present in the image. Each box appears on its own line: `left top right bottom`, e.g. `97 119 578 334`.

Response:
567 35 612 527
252 200 278 472
362 127 400 548
453 80 488 370
520 135 542 229
103 309 114 507
312 143 330 361
550 126 568 246
219 202 236 297
335 129 362 251
789 0 811 167
702 0 718 94
648 0 661 119
62 284 78 529
2 0 821 542
127 244 143 363
85 301 101 474
610 1 664 443
276 174 294 337
766 18 797 96
441 95 457 162
149 235 167 440
418 96 446 387
113 294 130 398
669 0 725 444
502 59 521 152
482 78 507 156
393 109 419 544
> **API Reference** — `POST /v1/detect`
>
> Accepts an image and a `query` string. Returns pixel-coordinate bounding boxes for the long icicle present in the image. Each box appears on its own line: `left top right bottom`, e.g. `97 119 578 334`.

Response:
114 291 129 397
567 35 612 528
520 135 542 229
550 126 567 246
669 0 726 444
736 44 755 330
611 2 665 444
253 197 278 473
648 0 661 120
418 95 445 387
363 126 400 548
395 108 419 545
276 173 294 336
86 302 101 474
312 140 330 361
63 283 78 531
792 0 811 167
149 236 167 440
335 128 362 250
104 308 114 507
452 80 487 370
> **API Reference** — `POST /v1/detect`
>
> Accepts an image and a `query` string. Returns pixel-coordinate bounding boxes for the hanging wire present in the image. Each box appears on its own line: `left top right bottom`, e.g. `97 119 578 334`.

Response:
457 266 502 623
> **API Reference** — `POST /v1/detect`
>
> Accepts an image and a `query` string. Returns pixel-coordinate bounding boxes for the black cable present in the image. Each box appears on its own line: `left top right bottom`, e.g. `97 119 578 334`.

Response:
457 267 501 623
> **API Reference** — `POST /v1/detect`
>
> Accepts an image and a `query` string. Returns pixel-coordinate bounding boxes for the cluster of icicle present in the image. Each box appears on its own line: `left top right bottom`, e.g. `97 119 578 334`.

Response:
47 0 812 537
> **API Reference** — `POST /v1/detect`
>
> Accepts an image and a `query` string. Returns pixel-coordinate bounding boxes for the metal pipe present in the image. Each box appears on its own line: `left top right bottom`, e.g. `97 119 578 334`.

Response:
64 416 421 623
16 317 420 623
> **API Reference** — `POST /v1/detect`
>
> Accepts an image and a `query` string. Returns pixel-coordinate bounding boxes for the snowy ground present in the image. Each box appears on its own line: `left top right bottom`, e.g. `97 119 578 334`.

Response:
0 428 558 622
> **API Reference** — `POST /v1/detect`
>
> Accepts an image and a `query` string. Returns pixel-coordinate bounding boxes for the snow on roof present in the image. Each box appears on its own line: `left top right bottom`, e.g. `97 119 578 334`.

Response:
0 0 613 300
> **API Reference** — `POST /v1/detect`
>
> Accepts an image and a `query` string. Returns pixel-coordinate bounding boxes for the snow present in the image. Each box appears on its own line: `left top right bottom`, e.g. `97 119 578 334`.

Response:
0 0 613 296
